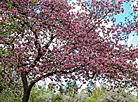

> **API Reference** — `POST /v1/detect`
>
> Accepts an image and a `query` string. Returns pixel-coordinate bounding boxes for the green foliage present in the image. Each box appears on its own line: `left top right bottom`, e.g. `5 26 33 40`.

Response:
27 83 138 102
58 80 78 96
90 87 104 99
0 21 9 36
0 77 23 102
0 87 22 102
0 64 4 93
85 97 98 102
0 64 23 102
28 86 50 102
51 93 63 102
51 93 88 102
84 85 104 101
28 84 88 102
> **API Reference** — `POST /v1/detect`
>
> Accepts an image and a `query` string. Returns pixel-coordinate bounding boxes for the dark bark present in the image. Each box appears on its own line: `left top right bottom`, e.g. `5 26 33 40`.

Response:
21 73 35 102
22 89 30 102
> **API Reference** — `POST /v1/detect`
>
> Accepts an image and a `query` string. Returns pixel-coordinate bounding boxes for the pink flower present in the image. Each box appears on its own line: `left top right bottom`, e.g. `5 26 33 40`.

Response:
10 72 12 77
107 60 110 64
5 68 8 71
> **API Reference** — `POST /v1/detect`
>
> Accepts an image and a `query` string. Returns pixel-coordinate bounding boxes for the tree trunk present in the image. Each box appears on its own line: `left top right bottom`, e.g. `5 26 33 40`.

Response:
21 73 35 102
22 88 31 102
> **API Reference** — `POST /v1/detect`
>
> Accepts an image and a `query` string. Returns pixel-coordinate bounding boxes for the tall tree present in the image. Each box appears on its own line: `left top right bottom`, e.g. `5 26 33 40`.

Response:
0 0 138 102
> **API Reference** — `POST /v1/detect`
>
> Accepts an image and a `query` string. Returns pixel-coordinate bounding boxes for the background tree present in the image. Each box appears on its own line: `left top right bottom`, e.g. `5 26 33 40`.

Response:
85 81 96 97
0 0 138 102
59 79 79 96
0 64 23 102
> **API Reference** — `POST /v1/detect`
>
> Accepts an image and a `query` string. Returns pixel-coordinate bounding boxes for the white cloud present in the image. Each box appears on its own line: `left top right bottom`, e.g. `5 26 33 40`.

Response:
116 35 135 46
127 36 134 46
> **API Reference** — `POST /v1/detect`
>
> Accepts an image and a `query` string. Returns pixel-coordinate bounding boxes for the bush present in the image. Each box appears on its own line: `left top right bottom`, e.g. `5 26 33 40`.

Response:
0 86 23 102
85 97 98 102
98 88 137 102
0 78 23 102
29 85 138 102
28 86 88 102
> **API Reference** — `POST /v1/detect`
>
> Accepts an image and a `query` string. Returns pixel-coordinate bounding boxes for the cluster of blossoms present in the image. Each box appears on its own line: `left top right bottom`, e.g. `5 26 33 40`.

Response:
0 0 137 101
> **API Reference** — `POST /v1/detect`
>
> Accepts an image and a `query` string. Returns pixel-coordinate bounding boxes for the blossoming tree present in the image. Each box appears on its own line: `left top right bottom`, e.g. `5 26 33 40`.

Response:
0 0 138 102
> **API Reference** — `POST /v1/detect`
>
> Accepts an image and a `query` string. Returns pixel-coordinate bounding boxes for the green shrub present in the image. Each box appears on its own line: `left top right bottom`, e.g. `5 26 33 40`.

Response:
83 86 104 102
28 87 89 102
85 97 98 102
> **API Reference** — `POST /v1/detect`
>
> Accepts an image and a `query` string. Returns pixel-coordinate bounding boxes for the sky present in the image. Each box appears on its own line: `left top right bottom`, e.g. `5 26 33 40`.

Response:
114 0 138 46
36 0 138 94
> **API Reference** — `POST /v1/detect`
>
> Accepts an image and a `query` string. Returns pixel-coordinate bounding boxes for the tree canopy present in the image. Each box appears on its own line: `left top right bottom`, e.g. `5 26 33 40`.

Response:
0 0 138 102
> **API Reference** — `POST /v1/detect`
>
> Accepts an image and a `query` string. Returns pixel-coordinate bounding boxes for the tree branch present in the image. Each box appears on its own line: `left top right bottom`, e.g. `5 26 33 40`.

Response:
87 9 111 34
21 72 28 92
